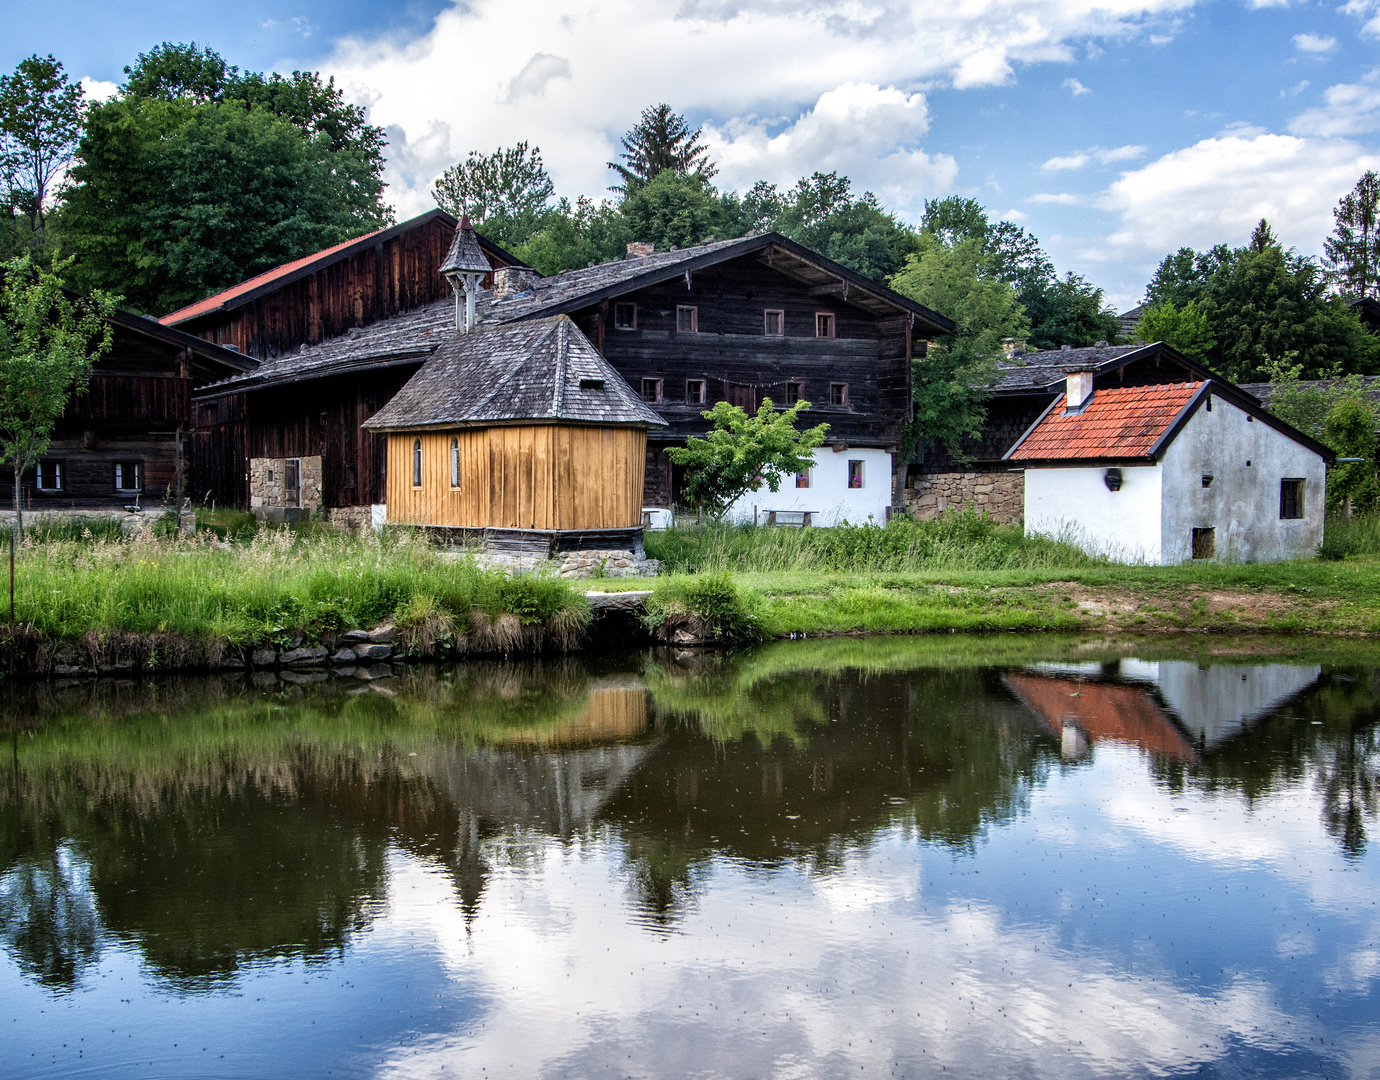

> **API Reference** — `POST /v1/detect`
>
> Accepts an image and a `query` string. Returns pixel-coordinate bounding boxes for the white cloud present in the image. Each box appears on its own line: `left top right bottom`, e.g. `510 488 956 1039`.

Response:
1343 0 1380 37
704 83 958 216
1282 79 1310 98
1292 32 1337 54
1041 145 1147 170
79 77 119 103
1288 70 1380 137
1063 76 1091 95
262 15 316 38
504 53 573 103
1097 127 1380 263
320 0 1203 218
1029 191 1086 204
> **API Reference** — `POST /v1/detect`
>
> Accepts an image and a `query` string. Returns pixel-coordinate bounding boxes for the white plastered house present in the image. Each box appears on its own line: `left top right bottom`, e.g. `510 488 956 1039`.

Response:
1005 370 1333 564
722 445 893 527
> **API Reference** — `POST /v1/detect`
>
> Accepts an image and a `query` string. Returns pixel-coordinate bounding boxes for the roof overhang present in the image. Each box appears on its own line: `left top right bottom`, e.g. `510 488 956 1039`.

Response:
193 350 433 400
506 232 958 336
161 209 529 327
993 342 1218 398
362 417 666 434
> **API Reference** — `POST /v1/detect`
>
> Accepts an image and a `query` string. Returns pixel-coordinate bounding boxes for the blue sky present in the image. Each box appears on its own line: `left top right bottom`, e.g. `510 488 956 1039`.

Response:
7 0 1380 310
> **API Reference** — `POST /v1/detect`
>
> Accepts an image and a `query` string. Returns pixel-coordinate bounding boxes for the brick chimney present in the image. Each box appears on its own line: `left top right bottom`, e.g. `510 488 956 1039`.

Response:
626 241 654 259
1064 367 1096 412
493 266 540 298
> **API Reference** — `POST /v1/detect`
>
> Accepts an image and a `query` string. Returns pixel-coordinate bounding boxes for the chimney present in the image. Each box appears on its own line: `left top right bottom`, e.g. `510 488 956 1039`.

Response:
626 241 654 259
1065 368 1096 411
493 266 540 299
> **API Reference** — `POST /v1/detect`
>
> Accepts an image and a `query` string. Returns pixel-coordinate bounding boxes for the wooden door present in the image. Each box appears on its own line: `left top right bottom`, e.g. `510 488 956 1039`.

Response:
730 383 756 410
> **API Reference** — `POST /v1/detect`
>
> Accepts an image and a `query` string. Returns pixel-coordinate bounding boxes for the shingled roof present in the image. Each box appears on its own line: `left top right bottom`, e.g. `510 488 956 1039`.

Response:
994 341 1213 393
363 316 667 432
486 232 956 333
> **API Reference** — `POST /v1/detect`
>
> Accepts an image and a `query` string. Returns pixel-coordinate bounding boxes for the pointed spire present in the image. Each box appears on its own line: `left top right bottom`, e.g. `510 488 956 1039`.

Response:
441 214 491 275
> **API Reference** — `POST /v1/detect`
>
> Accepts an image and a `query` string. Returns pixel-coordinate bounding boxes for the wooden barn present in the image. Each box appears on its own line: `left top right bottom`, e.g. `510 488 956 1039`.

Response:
363 315 666 549
182 212 526 519
0 303 253 517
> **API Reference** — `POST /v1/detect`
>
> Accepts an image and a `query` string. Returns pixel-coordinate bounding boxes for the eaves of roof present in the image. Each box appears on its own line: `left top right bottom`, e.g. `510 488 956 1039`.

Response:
158 209 528 327
499 232 958 336
192 350 432 400
993 341 1219 396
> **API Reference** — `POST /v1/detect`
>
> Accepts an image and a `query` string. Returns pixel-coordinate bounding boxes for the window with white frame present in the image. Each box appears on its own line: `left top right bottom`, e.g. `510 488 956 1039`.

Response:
35 460 63 491
114 461 141 492
412 439 422 487
795 468 811 489
848 460 864 489
450 437 461 489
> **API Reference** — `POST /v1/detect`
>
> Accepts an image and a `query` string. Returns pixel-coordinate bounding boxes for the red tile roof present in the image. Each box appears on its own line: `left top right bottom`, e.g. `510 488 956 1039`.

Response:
159 227 389 326
1007 381 1203 462
1005 673 1196 761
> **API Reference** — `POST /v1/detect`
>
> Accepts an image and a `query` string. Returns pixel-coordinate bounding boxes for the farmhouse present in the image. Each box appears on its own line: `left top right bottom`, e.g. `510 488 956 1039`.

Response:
0 302 252 521
362 315 665 561
184 216 955 529
906 341 1217 524
1004 371 1333 563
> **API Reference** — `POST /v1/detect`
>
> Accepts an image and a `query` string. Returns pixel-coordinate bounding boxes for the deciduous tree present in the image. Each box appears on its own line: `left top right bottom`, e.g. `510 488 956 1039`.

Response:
0 55 84 246
666 399 829 518
432 142 556 249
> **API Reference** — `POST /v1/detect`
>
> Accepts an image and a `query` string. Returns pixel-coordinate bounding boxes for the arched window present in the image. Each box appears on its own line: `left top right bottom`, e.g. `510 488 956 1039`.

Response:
450 437 460 488
412 438 422 487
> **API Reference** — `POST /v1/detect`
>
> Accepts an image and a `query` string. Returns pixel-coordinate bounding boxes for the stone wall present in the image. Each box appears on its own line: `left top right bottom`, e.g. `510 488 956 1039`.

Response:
249 455 323 515
474 548 660 579
904 469 1024 524
326 505 374 530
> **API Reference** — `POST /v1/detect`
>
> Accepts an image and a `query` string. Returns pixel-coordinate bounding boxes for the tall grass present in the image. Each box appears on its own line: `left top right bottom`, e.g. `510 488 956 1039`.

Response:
1321 512 1380 559
644 510 1109 574
7 527 586 645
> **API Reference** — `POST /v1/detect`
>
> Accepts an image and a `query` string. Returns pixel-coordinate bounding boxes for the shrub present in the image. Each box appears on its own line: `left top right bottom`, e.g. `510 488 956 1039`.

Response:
646 572 763 643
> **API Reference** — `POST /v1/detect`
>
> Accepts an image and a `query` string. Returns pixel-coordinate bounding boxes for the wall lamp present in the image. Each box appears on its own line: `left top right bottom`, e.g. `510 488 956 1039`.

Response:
1104 468 1123 492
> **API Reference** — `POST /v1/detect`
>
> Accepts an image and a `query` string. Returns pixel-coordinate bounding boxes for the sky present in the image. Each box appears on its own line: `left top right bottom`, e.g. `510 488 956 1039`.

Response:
7 0 1380 311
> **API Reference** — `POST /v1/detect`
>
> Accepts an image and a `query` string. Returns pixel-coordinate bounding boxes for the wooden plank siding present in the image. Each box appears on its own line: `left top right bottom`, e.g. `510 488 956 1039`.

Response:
385 426 646 530
172 217 516 362
574 255 913 452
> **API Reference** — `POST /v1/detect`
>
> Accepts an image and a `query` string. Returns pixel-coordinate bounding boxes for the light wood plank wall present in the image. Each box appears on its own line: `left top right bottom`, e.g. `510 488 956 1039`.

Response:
385 425 647 529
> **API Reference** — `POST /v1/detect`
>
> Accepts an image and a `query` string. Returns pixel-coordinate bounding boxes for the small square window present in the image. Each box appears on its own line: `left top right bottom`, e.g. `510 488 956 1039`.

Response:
676 306 697 333
786 381 802 405
1202 474 1213 488
764 309 785 337
830 382 849 406
1192 527 1216 560
614 302 637 330
114 461 141 492
795 469 811 489
35 460 63 491
1280 478 1305 519
815 312 835 338
848 460 864 489
641 378 663 403
686 379 706 404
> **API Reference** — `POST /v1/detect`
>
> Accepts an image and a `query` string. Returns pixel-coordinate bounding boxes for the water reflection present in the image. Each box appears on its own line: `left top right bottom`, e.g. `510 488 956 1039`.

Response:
0 639 1377 1077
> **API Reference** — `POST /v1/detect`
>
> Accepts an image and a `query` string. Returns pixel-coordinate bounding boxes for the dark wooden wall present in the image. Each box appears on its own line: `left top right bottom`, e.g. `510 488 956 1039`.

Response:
175 218 515 361
189 393 248 508
245 367 420 507
573 254 913 453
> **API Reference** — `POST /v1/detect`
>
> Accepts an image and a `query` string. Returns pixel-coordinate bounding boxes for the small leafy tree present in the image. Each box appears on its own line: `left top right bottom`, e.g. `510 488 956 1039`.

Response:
1134 299 1217 362
0 254 115 536
666 399 829 518
1325 396 1380 514
432 142 556 249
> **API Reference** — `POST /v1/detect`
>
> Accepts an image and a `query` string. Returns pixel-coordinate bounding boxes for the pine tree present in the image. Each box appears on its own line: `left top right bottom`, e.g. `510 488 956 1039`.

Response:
1324 171 1380 300
608 104 716 195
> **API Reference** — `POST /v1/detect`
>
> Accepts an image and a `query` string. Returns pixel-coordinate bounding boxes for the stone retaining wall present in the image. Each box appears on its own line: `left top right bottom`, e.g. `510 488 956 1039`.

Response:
474 548 660 579
904 470 1024 524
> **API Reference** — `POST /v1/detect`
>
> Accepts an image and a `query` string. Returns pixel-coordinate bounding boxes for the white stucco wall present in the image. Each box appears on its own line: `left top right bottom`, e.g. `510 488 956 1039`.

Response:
1159 396 1326 563
1024 464 1163 562
724 447 893 527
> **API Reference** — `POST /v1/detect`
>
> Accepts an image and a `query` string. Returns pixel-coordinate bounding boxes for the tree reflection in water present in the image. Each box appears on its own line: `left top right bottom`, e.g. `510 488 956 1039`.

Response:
0 641 1375 993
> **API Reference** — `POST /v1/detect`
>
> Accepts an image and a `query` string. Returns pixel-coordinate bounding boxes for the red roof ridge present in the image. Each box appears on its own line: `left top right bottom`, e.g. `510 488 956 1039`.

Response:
1007 380 1204 463
158 226 390 326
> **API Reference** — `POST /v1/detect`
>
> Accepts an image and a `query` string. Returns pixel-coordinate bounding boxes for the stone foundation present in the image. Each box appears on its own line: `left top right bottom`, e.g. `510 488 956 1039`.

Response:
326 505 374 530
0 507 177 534
249 455 323 517
905 470 1024 524
474 548 660 579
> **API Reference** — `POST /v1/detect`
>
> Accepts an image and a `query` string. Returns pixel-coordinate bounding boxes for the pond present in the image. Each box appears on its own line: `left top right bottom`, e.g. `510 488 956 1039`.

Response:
2 636 1377 1078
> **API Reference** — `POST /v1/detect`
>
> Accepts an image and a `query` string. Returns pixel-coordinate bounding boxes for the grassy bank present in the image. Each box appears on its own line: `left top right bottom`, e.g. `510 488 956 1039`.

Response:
1 527 587 655
629 513 1380 639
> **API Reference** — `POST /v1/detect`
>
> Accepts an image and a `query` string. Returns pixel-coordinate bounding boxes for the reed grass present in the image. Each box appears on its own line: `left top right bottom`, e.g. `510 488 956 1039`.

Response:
5 527 587 646
643 510 1108 574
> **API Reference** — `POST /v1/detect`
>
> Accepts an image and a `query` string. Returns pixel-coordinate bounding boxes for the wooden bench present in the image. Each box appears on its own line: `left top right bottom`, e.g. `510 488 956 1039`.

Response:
766 510 814 528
